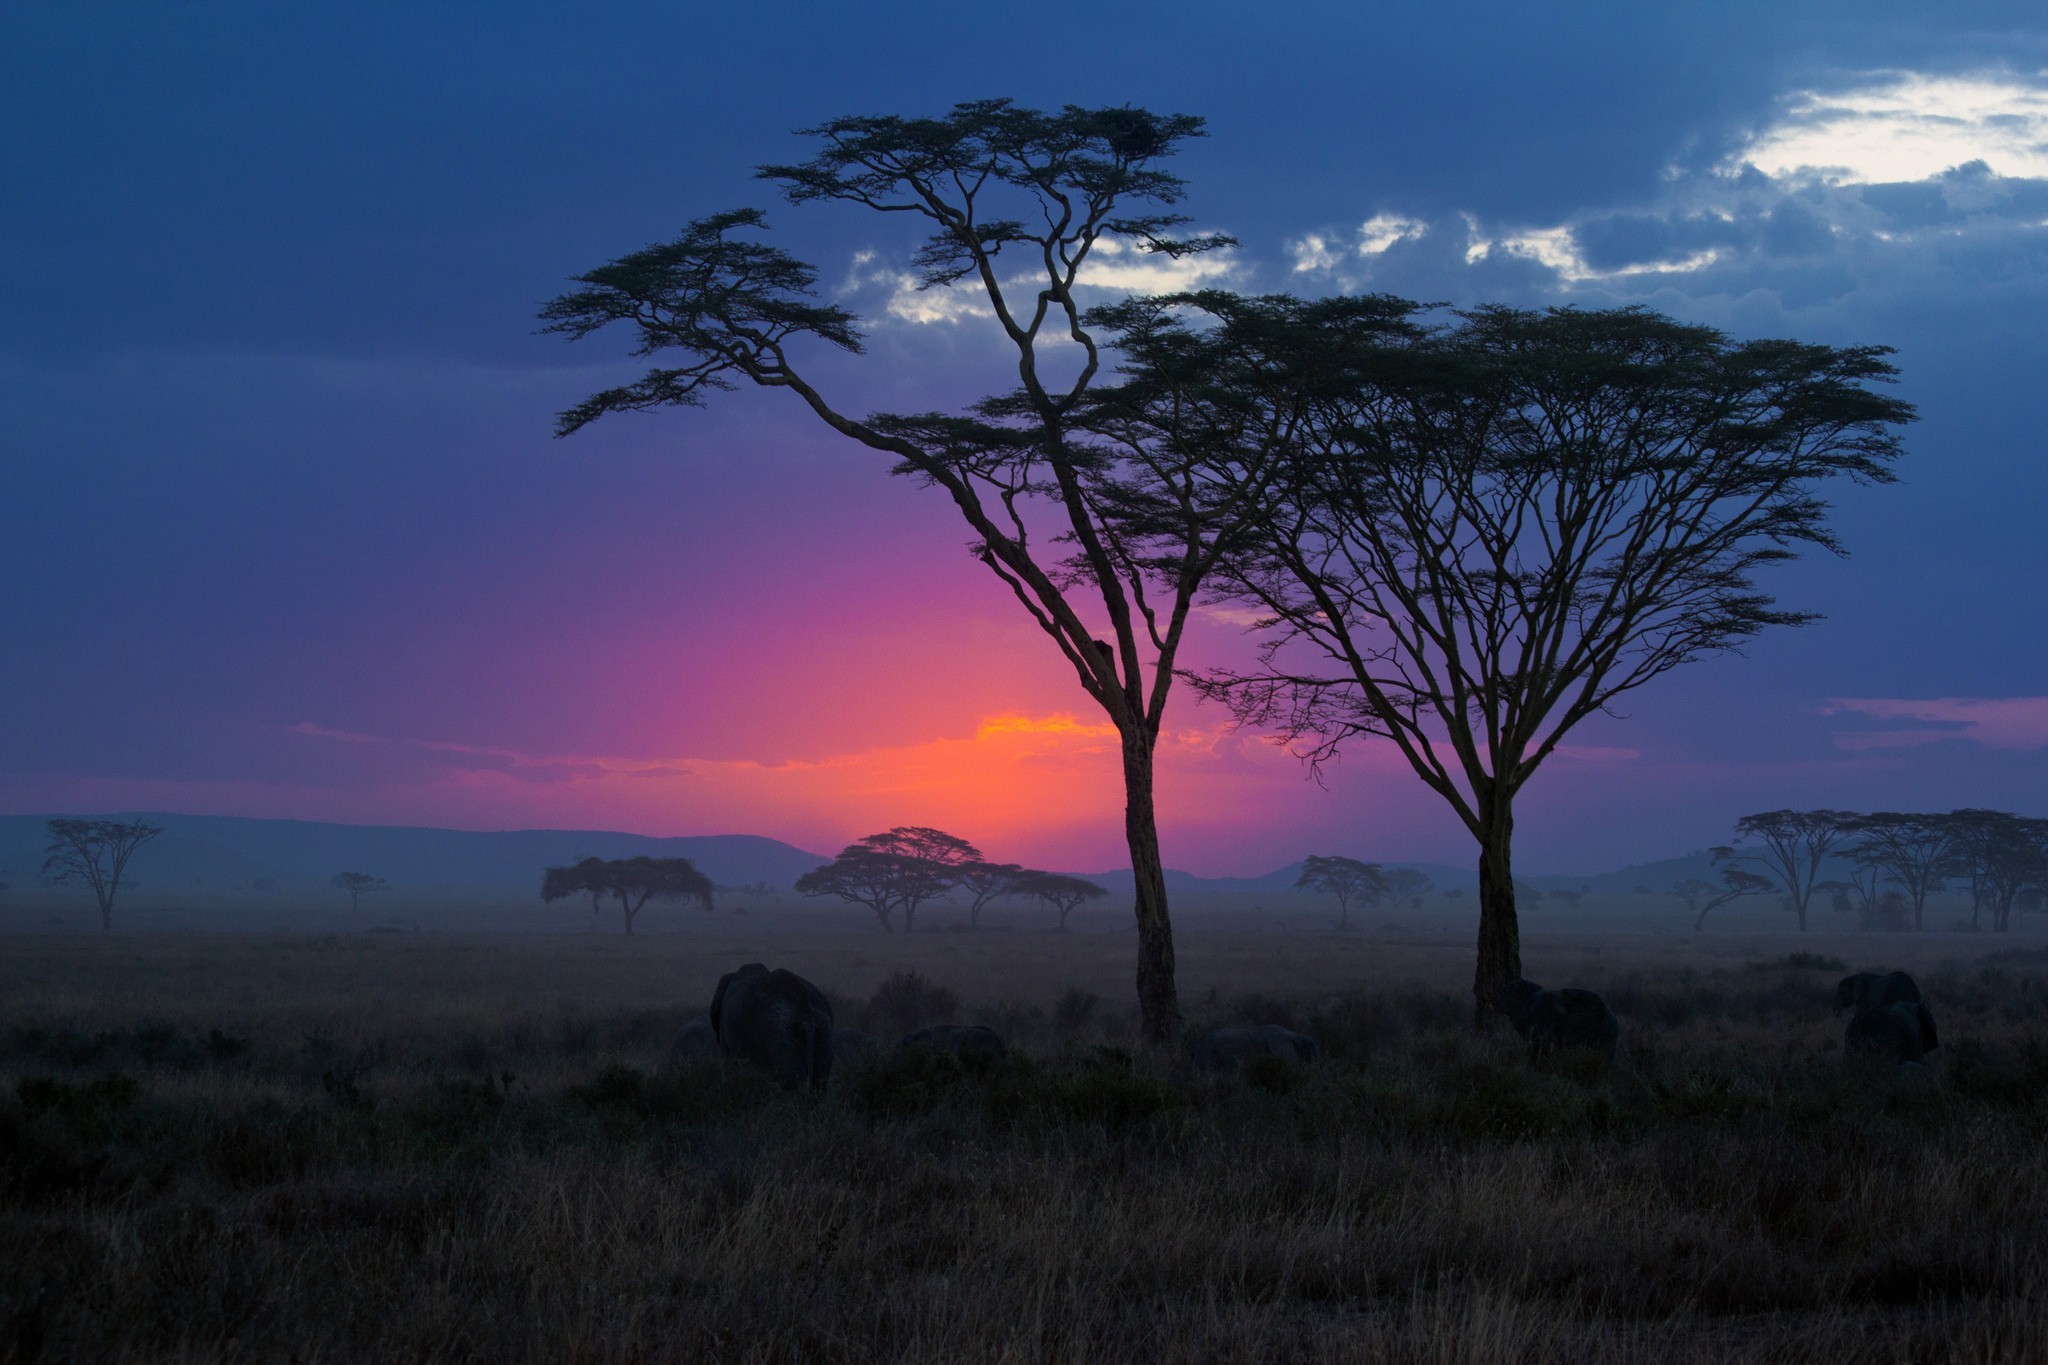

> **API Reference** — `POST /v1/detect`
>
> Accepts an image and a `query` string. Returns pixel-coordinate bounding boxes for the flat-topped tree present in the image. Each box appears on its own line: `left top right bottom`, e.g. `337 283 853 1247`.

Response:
42 818 162 931
795 826 982 933
1013 871 1108 931
331 871 386 913
1730 810 1861 932
544 101 1302 1044
540 856 713 934
1191 305 1912 1021
1295 855 1385 929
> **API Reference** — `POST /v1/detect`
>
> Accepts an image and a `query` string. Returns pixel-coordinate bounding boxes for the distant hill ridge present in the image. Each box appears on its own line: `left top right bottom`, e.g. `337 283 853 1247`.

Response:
0 811 1738 896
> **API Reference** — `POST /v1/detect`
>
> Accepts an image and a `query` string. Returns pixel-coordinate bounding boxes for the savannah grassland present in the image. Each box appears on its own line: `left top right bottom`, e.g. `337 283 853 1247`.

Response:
3 919 2047 1363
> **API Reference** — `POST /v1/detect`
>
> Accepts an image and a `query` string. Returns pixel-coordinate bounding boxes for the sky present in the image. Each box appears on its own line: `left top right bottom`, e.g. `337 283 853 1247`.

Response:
2 2 2045 876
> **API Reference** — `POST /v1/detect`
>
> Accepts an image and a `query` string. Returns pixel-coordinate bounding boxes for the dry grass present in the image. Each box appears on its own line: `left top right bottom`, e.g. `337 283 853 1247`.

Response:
3 930 2047 1362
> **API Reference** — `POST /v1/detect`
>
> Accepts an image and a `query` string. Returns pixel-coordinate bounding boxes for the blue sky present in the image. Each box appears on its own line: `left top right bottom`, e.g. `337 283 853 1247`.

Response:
2 3 2043 873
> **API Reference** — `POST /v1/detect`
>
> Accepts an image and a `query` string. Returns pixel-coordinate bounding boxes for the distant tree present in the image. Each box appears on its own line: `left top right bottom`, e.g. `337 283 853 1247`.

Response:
953 861 1025 929
1842 812 1953 932
1013 871 1109 931
1190 307 1911 1021
1728 810 1859 932
1551 888 1583 911
795 827 983 932
1295 855 1386 929
331 871 386 913
540 856 714 934
1943 810 2048 933
42 818 163 931
1384 868 1435 910
1672 853 1775 931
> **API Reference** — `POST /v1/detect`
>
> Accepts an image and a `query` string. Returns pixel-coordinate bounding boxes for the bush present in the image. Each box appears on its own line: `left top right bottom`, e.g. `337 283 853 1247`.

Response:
866 972 961 1040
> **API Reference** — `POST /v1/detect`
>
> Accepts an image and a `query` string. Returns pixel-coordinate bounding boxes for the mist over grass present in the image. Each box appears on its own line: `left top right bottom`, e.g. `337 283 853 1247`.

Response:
2 932 2046 1361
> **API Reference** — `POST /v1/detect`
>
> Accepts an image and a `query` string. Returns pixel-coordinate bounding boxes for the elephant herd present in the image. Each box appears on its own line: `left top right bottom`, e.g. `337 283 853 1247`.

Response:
669 960 1943 1091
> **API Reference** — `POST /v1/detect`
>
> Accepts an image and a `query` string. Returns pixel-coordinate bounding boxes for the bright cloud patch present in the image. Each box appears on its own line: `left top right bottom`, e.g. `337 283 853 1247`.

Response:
1737 72 2048 184
1824 696 2048 751
1416 69 2048 300
1357 213 1428 256
851 235 1241 327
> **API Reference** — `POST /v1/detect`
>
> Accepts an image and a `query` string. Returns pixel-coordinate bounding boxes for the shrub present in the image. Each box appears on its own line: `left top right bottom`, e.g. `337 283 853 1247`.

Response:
866 972 961 1040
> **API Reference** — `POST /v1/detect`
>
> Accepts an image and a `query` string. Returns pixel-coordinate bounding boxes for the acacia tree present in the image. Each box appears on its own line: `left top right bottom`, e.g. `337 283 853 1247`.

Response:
1294 855 1385 929
42 818 163 931
1730 810 1860 932
541 102 1339 1045
331 871 386 913
540 855 714 933
1194 306 1912 1021
1672 850 1776 931
795 827 982 932
953 861 1024 929
1844 812 1954 932
1944 809 2048 932
1013 870 1109 930
1384 868 1435 909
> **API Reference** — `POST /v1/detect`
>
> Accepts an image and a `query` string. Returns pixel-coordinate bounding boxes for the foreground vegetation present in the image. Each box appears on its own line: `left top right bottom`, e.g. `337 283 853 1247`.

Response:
2 934 2046 1362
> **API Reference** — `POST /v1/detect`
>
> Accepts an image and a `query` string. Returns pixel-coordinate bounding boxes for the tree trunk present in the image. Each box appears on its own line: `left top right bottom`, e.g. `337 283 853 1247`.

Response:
1472 805 1523 1027
1122 727 1181 1046
100 898 113 932
904 902 917 934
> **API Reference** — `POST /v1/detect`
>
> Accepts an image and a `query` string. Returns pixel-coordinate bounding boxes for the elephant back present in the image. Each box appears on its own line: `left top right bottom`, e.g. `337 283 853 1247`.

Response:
1493 979 1547 1040
709 963 835 1090
1844 1000 1931 1065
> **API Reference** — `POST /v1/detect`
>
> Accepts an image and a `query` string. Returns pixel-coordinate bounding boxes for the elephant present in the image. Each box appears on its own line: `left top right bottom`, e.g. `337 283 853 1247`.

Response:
1493 978 1619 1062
668 1012 721 1064
1833 970 1922 1019
1188 1024 1318 1070
1844 999 1940 1064
831 1028 879 1066
900 1023 1006 1057
707 962 835 1090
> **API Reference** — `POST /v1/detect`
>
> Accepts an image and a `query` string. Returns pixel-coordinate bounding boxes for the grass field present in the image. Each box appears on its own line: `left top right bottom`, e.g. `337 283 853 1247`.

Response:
3 926 2046 1362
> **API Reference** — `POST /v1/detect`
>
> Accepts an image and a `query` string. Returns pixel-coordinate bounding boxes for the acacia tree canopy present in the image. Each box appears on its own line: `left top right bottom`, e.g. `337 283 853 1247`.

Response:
542 101 1289 1046
540 856 714 934
1190 304 1913 1021
1295 855 1385 928
43 818 163 932
795 827 985 933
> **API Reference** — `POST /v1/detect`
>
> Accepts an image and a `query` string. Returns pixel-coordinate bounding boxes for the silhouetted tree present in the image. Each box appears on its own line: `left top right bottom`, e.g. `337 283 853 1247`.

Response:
42 818 163 931
1013 871 1109 931
1730 810 1860 931
953 861 1025 929
1844 812 1954 932
1191 306 1912 1021
795 827 982 932
540 856 713 934
543 101 1320 1046
1295 855 1385 929
1943 810 2048 932
1385 869 1436 910
1672 853 1775 931
331 871 386 913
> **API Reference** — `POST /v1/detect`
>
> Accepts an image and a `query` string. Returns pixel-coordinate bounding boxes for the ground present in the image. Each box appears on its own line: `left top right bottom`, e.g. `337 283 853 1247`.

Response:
2 921 2044 1362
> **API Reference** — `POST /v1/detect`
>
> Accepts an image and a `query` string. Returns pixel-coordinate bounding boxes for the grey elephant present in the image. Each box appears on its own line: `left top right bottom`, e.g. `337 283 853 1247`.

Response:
831 1028 878 1066
1189 1024 1318 1070
668 1012 721 1065
1844 999 1940 1064
708 962 835 1090
1494 978 1619 1062
1833 970 1922 1018
900 1023 1006 1057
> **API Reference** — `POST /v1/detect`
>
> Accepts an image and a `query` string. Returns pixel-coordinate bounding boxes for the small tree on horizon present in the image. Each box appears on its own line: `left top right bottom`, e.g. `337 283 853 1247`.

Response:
953 861 1025 929
42 818 163 932
1013 870 1109 931
540 856 714 934
1729 810 1859 932
1294 855 1386 929
331 871 386 913
795 827 983 932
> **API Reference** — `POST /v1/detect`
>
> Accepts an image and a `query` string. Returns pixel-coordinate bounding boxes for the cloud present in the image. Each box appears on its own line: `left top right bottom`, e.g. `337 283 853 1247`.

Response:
842 234 1243 327
1735 72 2048 185
1824 696 2048 751
1322 70 2048 312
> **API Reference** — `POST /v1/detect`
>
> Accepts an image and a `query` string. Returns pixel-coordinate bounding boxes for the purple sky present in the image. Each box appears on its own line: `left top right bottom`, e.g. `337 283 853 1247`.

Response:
2 4 2043 875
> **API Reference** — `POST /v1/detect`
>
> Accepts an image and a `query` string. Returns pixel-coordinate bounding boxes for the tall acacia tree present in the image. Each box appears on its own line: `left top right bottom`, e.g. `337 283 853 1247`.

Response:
1195 306 1912 1021
543 102 1328 1044
42 818 163 932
